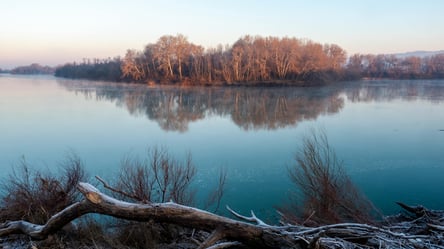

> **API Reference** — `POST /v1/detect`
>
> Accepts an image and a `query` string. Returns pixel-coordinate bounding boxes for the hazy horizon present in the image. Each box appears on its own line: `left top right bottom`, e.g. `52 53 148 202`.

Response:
1 0 443 69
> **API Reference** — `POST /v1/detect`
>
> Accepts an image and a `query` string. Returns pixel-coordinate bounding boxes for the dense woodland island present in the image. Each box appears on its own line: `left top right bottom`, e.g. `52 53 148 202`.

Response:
54 34 444 85
4 34 444 85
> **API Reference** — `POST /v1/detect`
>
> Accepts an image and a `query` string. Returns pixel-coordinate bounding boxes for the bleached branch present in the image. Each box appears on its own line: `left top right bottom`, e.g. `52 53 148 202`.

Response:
205 241 243 249
226 205 270 227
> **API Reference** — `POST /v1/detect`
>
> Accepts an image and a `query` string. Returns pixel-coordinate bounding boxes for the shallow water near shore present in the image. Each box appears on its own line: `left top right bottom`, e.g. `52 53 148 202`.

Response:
1 74 443 221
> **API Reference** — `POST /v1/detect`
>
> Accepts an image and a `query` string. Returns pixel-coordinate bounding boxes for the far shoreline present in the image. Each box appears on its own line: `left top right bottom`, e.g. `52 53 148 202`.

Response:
4 71 444 88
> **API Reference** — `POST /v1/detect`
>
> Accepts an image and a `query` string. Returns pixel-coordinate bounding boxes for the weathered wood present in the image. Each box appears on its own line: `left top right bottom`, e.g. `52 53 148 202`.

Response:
0 201 92 240
1 183 444 248
0 183 295 248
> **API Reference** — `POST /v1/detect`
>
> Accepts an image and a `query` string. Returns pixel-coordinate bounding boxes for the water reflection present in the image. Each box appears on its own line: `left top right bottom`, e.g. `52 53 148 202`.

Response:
344 80 444 103
57 79 444 132
57 80 345 132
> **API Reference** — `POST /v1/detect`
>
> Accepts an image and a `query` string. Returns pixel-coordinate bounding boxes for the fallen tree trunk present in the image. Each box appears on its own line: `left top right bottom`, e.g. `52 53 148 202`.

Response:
0 183 296 248
1 182 443 248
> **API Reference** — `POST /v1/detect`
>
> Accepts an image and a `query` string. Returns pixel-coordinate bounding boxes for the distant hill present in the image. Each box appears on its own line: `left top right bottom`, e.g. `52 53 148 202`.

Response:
394 50 444 58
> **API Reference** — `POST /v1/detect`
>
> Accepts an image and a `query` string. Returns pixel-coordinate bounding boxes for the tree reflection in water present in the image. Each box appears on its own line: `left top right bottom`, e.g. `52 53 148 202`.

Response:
58 80 345 132
344 80 444 104
57 79 444 132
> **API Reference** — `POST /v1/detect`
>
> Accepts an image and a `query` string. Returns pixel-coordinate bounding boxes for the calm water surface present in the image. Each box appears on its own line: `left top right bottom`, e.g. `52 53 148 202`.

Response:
1 74 443 220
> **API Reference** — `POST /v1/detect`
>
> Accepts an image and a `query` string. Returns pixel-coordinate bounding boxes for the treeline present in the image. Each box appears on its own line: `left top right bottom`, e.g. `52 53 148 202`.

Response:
10 63 55 75
347 53 444 79
54 34 444 85
55 58 122 81
56 34 348 85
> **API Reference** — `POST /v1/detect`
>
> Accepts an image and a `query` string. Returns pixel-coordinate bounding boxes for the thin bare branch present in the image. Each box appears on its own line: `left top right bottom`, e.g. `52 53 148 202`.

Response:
226 206 269 227
197 228 226 249
205 241 243 249
95 176 147 203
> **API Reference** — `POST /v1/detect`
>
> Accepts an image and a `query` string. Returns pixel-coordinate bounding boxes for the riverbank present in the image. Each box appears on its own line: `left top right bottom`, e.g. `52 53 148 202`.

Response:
1 191 442 249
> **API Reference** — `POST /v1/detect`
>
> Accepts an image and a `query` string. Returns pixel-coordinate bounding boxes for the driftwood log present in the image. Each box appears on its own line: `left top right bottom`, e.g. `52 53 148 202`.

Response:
1 182 443 248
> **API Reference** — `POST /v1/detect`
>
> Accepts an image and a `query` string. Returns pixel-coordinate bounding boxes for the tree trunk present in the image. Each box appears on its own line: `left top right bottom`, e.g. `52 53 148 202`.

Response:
0 183 296 248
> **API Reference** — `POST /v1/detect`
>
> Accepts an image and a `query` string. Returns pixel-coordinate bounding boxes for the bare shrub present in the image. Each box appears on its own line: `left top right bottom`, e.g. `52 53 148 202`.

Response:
0 154 85 224
96 147 200 248
282 129 379 225
0 155 118 248
96 147 229 248
110 147 197 205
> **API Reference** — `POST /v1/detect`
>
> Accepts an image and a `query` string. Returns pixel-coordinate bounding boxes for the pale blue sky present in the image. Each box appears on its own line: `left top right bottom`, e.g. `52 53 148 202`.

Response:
1 0 443 69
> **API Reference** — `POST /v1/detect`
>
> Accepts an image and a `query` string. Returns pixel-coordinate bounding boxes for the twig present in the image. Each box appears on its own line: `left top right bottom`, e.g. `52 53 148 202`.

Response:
302 211 316 226
95 176 147 203
205 241 243 249
428 223 444 231
294 222 429 240
197 228 226 249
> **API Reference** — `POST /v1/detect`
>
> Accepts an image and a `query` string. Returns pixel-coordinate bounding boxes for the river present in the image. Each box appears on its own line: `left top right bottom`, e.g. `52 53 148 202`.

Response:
1 74 443 221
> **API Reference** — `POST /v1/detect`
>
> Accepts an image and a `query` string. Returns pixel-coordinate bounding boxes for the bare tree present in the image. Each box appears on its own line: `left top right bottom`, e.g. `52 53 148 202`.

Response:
324 44 347 70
